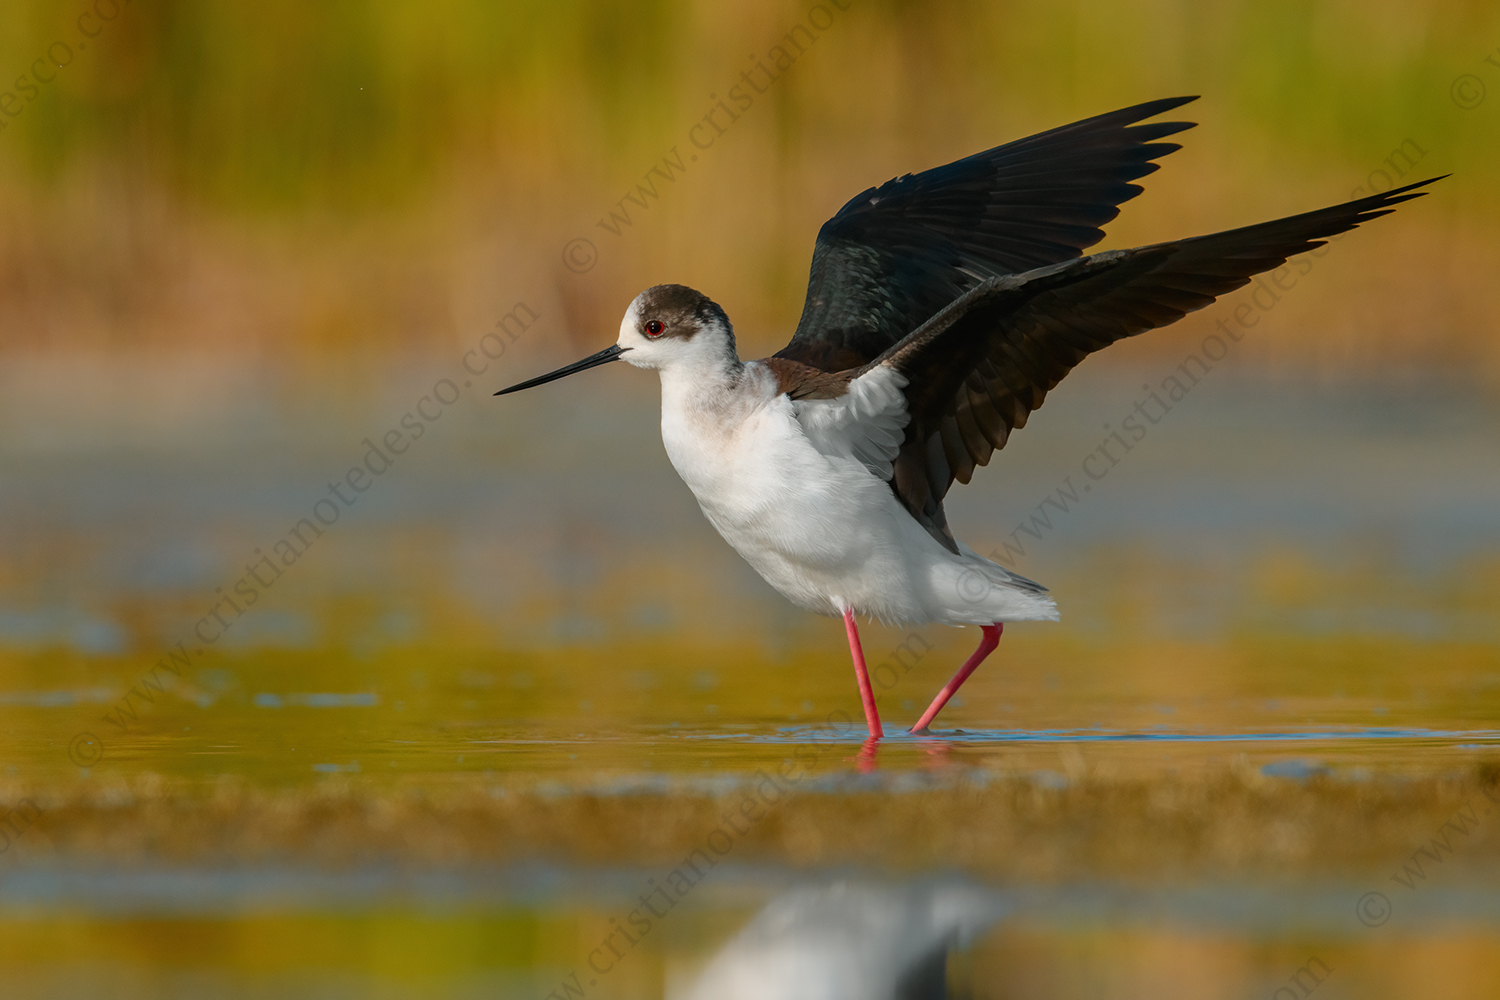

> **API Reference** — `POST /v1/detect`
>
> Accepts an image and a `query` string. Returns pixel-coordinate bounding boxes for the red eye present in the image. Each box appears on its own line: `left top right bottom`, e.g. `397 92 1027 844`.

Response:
644 319 665 337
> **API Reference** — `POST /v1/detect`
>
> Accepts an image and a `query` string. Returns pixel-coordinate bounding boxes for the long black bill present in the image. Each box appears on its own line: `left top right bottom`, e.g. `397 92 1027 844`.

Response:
494 344 627 395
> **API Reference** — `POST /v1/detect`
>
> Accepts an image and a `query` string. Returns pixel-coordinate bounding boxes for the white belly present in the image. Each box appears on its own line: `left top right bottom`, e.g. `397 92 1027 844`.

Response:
659 383 1056 626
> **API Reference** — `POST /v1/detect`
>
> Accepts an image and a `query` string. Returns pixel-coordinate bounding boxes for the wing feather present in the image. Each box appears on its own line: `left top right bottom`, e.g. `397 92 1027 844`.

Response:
790 366 910 480
861 176 1443 530
775 97 1200 372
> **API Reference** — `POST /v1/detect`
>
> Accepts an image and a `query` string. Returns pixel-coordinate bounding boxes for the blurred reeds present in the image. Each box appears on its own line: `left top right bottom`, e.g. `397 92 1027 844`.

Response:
0 0 1495 376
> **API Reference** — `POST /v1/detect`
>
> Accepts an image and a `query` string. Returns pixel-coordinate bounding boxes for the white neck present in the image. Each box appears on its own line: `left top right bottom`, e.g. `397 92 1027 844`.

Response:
656 339 746 411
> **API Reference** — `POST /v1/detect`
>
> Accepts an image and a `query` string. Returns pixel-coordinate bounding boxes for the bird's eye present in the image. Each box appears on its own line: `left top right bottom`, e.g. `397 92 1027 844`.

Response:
644 319 665 338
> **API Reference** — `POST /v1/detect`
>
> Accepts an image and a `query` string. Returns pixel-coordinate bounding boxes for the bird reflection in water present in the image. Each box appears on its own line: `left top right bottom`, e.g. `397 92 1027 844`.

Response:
852 734 958 772
669 881 1004 1000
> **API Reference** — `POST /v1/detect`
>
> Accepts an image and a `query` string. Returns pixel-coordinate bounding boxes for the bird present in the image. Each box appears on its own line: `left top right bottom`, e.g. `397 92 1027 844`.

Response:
498 96 1440 741
668 880 1005 1000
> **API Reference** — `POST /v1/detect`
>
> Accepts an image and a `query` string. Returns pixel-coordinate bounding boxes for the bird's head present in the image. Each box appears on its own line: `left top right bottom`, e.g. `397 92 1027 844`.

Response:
616 284 735 372
495 283 735 397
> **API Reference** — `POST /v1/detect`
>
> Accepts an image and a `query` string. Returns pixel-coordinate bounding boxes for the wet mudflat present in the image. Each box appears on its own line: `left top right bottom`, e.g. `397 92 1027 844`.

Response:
2 717 1499 998
1 370 1498 997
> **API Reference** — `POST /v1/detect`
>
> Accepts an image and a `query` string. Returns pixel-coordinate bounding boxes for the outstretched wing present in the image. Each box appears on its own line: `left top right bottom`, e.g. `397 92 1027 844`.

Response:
775 96 1200 372
861 176 1444 551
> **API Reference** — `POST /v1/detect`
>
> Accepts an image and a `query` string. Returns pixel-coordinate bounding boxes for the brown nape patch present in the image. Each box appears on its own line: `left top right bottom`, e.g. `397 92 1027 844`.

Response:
763 356 854 399
637 283 734 345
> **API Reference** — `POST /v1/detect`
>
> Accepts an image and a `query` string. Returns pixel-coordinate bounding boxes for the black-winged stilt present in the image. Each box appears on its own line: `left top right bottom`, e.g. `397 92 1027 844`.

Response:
499 97 1440 741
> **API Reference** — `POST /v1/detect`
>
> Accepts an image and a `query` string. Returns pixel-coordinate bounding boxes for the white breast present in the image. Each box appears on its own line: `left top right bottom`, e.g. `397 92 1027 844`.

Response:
656 362 909 620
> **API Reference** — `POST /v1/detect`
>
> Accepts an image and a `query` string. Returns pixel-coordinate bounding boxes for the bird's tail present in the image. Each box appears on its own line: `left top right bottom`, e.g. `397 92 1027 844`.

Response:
939 543 1060 624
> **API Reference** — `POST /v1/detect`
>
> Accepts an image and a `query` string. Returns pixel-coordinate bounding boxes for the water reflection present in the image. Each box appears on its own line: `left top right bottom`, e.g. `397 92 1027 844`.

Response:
3 863 1500 997
670 881 1004 1000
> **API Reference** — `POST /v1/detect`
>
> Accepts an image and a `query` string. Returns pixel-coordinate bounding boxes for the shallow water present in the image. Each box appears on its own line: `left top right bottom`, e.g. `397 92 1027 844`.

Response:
1 367 1498 997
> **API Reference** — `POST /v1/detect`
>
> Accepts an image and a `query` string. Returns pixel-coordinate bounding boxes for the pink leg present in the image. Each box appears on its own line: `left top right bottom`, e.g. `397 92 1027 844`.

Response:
843 607 884 739
910 623 1003 733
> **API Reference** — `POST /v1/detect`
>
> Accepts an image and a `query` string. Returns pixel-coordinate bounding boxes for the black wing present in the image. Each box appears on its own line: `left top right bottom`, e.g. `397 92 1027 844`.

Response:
775 96 1199 372
866 176 1444 551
